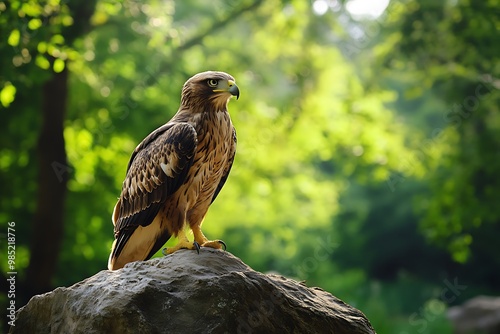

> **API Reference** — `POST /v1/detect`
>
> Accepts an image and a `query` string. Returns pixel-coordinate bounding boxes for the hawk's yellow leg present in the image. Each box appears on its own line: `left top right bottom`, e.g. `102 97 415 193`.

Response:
192 225 226 250
162 229 200 255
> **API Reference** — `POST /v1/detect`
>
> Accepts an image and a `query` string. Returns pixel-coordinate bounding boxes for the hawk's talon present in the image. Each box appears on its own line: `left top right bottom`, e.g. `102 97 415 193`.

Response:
218 240 227 251
162 247 168 256
163 238 200 255
198 239 226 250
193 225 226 251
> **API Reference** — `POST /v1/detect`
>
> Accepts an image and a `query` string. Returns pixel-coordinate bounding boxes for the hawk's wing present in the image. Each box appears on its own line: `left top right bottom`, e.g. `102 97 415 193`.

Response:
110 122 197 261
211 127 237 203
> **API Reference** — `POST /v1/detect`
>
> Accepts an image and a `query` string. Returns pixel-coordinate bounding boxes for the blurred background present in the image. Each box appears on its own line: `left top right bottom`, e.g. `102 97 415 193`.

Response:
1 0 499 332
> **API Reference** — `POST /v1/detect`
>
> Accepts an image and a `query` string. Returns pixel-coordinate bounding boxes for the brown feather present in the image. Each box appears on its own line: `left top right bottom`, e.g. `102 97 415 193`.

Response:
109 123 197 266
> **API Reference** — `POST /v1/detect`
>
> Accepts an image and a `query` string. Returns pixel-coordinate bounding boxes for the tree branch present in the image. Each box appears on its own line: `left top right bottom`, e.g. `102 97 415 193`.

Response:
146 0 265 87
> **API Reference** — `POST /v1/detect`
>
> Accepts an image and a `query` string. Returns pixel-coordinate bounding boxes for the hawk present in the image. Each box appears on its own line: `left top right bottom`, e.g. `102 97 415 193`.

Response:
108 71 239 270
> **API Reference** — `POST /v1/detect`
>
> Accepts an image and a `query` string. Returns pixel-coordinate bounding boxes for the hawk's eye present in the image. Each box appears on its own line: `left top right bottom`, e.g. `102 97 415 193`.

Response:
207 79 218 87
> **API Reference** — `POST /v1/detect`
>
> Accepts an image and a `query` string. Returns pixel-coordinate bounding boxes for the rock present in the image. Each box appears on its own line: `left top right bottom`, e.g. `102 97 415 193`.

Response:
447 295 500 334
10 248 375 334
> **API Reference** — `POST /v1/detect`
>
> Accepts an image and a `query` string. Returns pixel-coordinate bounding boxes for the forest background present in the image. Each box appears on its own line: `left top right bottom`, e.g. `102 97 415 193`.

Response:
1 0 499 332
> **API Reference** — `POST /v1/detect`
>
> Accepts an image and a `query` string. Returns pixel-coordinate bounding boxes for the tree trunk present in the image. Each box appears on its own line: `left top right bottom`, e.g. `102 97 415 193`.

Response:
25 65 69 297
20 0 97 303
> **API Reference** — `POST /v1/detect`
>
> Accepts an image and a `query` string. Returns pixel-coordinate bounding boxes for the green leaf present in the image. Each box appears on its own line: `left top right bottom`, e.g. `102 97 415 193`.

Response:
37 41 47 53
51 34 65 45
0 83 17 107
35 55 50 69
28 18 43 30
7 29 20 47
53 58 65 73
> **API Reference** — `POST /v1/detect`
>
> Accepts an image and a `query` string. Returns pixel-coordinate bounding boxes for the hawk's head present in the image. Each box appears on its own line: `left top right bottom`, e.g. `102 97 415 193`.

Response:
181 71 240 112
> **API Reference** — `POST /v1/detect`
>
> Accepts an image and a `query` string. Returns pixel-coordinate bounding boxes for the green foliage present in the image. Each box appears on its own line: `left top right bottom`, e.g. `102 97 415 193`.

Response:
1 0 499 332
381 0 500 262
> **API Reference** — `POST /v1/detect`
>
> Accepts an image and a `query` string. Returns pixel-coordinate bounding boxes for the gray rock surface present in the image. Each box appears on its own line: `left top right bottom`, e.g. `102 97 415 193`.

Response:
11 248 375 334
448 295 500 334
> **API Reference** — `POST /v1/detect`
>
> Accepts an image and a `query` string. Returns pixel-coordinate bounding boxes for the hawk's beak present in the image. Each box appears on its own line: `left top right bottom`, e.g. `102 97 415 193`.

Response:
214 79 240 100
227 80 240 100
